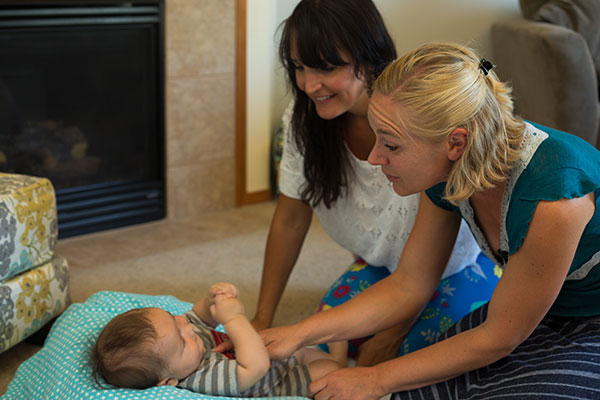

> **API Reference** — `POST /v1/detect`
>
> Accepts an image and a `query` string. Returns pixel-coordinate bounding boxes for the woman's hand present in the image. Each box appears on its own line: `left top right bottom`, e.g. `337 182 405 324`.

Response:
212 338 234 354
261 324 304 360
356 326 407 367
309 366 386 400
215 323 306 359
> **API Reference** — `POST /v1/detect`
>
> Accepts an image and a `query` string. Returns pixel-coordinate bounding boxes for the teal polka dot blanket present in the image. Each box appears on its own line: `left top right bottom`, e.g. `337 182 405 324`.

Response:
1 291 308 400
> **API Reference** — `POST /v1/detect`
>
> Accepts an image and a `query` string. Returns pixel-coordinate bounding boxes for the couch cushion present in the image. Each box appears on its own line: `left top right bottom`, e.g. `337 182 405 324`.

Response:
529 0 600 82
0 255 70 353
0 173 58 282
519 0 550 19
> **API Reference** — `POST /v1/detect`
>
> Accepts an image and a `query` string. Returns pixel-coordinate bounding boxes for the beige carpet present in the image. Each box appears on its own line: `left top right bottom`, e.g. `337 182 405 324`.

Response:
0 200 353 395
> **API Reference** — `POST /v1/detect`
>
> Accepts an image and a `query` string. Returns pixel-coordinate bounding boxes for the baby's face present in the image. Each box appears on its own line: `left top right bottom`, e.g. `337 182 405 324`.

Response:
147 308 206 381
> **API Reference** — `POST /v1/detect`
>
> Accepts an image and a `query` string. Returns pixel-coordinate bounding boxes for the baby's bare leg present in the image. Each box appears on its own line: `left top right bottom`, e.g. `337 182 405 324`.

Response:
326 340 348 367
293 347 345 384
292 343 348 366
293 347 335 364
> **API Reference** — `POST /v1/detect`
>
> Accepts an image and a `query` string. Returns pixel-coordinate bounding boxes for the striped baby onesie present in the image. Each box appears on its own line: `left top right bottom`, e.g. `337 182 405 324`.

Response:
177 310 311 397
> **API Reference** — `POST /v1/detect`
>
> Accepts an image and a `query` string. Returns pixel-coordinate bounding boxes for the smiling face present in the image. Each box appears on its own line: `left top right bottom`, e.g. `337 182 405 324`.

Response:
291 40 369 120
367 91 452 196
147 308 205 384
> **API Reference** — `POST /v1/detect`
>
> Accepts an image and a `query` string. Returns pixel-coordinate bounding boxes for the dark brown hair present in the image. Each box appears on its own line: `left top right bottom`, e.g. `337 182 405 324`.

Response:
92 308 167 389
279 0 397 208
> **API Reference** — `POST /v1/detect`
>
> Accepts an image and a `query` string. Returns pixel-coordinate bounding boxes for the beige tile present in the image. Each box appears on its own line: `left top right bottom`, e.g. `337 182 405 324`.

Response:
55 232 138 268
198 201 278 236
56 220 197 265
165 0 235 78
166 158 235 219
166 75 235 167
55 203 266 274
56 202 277 268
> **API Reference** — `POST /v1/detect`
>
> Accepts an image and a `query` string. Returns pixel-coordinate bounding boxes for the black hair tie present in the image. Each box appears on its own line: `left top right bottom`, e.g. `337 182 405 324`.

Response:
479 58 494 75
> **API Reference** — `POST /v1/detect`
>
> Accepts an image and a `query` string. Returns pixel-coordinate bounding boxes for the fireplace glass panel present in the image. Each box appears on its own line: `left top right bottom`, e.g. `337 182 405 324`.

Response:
0 2 165 238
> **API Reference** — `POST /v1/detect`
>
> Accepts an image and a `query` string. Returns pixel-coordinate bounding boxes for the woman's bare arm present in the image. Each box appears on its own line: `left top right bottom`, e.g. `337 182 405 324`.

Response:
252 194 313 329
262 194 461 358
310 194 595 399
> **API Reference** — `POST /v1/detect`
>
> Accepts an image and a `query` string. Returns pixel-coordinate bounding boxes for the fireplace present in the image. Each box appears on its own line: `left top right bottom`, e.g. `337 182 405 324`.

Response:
0 0 165 238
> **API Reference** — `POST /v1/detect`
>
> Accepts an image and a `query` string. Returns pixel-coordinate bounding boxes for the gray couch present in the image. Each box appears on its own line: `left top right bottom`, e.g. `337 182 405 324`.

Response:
491 0 600 149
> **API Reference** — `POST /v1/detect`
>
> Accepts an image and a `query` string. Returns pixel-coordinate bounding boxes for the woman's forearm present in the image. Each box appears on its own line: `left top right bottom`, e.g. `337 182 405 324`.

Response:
356 323 413 367
372 321 514 393
253 196 312 328
254 225 307 326
298 272 427 347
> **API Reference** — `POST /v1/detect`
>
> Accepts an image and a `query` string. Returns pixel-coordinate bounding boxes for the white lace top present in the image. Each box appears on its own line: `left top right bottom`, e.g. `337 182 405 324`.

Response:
278 104 481 277
457 123 547 266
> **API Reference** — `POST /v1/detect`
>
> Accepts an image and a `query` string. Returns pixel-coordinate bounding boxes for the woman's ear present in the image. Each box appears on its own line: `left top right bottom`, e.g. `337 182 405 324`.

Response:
157 377 179 387
447 128 468 161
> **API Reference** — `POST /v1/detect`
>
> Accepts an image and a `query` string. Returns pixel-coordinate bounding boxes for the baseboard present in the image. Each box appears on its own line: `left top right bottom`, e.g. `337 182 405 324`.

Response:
239 189 272 205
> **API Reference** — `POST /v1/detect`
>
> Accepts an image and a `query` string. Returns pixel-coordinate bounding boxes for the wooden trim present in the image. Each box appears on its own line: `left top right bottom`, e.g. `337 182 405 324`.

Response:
242 189 272 204
235 0 272 206
234 0 247 206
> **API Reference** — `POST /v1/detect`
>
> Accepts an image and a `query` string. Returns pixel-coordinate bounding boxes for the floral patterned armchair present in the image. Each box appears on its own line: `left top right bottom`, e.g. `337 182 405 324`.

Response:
0 172 70 353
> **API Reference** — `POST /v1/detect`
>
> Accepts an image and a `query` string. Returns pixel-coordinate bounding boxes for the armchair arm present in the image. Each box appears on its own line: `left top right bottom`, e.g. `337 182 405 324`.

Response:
491 18 599 147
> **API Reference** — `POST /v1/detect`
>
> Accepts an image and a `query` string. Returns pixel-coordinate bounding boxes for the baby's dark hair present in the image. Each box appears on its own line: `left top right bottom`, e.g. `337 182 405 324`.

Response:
92 308 167 389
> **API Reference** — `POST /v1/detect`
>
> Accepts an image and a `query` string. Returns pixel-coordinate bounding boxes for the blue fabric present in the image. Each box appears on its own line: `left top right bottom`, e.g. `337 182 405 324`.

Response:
316 253 501 357
1 291 308 400
511 123 600 316
315 259 390 356
399 252 500 355
426 122 600 317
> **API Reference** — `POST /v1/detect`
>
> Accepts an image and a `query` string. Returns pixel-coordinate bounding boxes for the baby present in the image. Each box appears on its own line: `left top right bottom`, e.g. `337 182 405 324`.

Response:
92 282 343 397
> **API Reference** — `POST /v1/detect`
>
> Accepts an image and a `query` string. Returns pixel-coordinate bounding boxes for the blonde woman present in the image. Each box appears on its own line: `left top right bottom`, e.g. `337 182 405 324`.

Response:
258 42 600 399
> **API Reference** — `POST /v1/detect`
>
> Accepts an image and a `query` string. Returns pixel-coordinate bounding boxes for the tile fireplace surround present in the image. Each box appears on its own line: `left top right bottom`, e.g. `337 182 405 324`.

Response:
165 0 236 220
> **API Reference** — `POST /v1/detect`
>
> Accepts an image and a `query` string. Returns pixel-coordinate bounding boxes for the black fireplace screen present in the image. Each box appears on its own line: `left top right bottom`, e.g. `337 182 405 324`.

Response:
0 1 165 238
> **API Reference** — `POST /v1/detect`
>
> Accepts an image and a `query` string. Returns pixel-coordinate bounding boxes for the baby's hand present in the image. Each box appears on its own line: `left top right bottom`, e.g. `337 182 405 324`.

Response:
210 295 246 325
209 282 239 300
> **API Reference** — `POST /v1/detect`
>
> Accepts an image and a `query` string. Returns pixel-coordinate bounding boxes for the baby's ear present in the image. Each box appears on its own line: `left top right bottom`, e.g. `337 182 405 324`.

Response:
157 377 179 387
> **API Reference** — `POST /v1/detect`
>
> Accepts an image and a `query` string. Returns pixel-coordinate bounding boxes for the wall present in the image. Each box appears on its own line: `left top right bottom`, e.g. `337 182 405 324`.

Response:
246 0 274 194
165 0 236 219
246 0 521 194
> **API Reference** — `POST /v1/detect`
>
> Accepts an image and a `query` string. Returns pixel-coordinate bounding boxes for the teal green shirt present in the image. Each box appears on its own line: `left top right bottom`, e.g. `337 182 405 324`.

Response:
426 122 600 317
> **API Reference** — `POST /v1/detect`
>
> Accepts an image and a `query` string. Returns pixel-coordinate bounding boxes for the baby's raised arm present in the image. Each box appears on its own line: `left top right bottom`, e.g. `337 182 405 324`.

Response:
192 282 270 392
211 291 270 392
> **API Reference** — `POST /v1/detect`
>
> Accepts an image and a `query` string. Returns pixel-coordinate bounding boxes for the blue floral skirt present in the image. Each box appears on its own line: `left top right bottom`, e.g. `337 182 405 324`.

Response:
316 252 502 357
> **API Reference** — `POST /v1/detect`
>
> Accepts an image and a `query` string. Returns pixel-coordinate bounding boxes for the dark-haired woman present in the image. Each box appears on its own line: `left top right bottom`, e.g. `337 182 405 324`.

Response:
251 0 497 366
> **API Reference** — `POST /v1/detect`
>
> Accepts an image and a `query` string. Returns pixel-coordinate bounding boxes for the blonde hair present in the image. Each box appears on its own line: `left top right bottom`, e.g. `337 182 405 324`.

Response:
373 42 524 204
